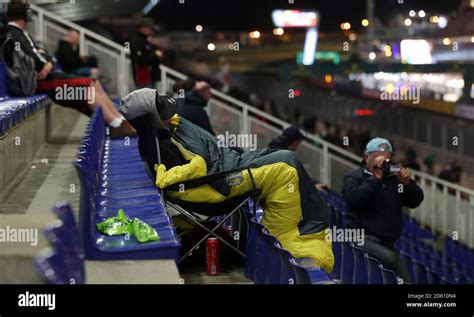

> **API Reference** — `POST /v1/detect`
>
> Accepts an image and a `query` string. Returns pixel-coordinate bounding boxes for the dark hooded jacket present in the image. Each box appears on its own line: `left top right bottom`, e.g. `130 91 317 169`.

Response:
178 89 214 135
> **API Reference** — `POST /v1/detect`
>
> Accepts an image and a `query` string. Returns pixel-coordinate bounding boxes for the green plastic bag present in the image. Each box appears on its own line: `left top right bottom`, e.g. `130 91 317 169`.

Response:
96 209 160 243
96 209 131 236
132 217 160 243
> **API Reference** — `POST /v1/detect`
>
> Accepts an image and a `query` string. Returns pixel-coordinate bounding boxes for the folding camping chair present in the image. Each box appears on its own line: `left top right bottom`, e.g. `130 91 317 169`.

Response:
130 113 260 263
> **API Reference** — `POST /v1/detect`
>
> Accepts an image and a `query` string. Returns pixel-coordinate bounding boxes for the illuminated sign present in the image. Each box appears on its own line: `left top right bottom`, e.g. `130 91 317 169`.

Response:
272 10 318 28
400 39 433 64
296 51 341 65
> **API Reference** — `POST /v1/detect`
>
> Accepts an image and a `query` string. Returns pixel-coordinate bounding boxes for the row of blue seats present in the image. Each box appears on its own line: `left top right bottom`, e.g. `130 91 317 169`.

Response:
35 202 85 284
73 107 180 261
243 203 335 284
336 241 402 284
326 189 474 284
0 62 49 135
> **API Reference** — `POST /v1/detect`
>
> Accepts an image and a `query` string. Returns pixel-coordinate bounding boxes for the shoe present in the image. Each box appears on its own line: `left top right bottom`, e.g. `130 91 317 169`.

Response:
109 120 137 139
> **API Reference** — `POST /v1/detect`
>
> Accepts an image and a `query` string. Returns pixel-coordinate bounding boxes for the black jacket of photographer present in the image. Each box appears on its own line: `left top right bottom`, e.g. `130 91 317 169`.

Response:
342 163 424 243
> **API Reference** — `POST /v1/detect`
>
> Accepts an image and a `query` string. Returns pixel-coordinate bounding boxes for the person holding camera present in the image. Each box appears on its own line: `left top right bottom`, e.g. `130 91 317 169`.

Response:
342 138 424 283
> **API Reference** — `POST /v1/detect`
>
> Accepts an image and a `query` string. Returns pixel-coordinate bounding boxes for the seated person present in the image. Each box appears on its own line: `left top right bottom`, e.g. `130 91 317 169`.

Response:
268 126 304 151
178 81 214 135
120 88 335 272
56 29 99 78
6 2 131 133
342 138 424 283
269 127 325 190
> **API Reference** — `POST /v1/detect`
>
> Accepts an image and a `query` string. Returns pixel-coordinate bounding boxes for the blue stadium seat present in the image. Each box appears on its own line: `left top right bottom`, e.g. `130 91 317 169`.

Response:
274 241 296 285
244 214 258 281
253 218 268 284
289 258 334 284
340 242 354 284
74 108 180 261
352 245 368 284
331 240 342 280
381 266 400 284
34 248 71 284
413 260 429 284
366 254 383 284
399 252 415 283
444 237 454 261
427 269 441 284
43 219 85 284
0 62 7 98
261 228 281 284
455 271 467 284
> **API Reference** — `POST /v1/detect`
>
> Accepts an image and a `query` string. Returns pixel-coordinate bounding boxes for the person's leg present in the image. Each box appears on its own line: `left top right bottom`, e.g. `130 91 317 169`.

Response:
362 237 413 283
37 77 125 127
90 80 125 126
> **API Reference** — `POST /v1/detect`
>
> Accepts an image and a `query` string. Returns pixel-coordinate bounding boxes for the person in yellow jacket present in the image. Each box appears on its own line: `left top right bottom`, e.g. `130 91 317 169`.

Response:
120 88 334 272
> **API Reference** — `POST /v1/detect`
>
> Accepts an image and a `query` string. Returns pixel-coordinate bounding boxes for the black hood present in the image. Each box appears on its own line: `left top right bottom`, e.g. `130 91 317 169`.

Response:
184 89 207 107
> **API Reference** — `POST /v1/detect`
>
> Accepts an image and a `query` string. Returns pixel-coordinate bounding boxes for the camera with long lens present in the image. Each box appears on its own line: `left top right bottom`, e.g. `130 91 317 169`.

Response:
381 159 401 177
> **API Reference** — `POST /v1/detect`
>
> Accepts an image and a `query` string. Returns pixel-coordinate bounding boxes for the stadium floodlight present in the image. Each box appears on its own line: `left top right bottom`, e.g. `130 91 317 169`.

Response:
142 0 159 15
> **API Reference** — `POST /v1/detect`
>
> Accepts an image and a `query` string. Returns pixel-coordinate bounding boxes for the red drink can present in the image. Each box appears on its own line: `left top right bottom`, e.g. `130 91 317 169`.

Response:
206 238 220 276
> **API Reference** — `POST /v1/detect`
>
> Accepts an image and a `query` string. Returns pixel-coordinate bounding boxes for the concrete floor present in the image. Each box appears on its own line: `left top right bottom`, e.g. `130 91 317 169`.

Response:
0 106 182 284
180 266 252 284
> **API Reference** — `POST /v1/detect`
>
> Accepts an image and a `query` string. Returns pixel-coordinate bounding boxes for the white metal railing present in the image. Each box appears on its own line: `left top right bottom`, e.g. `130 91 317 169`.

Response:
28 4 131 97
159 64 474 248
25 4 474 248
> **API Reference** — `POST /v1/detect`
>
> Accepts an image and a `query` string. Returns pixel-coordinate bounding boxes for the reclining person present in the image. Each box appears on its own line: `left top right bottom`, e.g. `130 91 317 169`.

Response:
120 88 334 272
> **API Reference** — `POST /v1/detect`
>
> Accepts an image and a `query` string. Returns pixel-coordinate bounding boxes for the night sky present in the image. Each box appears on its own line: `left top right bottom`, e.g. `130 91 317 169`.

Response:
150 0 462 32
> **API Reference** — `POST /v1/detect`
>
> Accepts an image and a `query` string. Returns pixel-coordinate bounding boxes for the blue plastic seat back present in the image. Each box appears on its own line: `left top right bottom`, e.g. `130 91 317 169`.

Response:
253 218 268 284
274 241 296 285
414 260 429 284
289 258 312 284
427 269 441 284
400 252 415 283
0 62 7 98
455 271 467 284
261 228 281 284
44 220 85 284
289 258 334 284
340 242 354 284
244 216 258 281
444 237 454 261
34 248 70 284
381 266 399 284
331 240 342 280
366 254 383 284
352 245 368 284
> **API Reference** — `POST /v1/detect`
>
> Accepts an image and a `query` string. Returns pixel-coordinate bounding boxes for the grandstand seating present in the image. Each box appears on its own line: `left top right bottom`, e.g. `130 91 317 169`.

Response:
0 62 50 136
73 108 180 261
315 189 474 285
